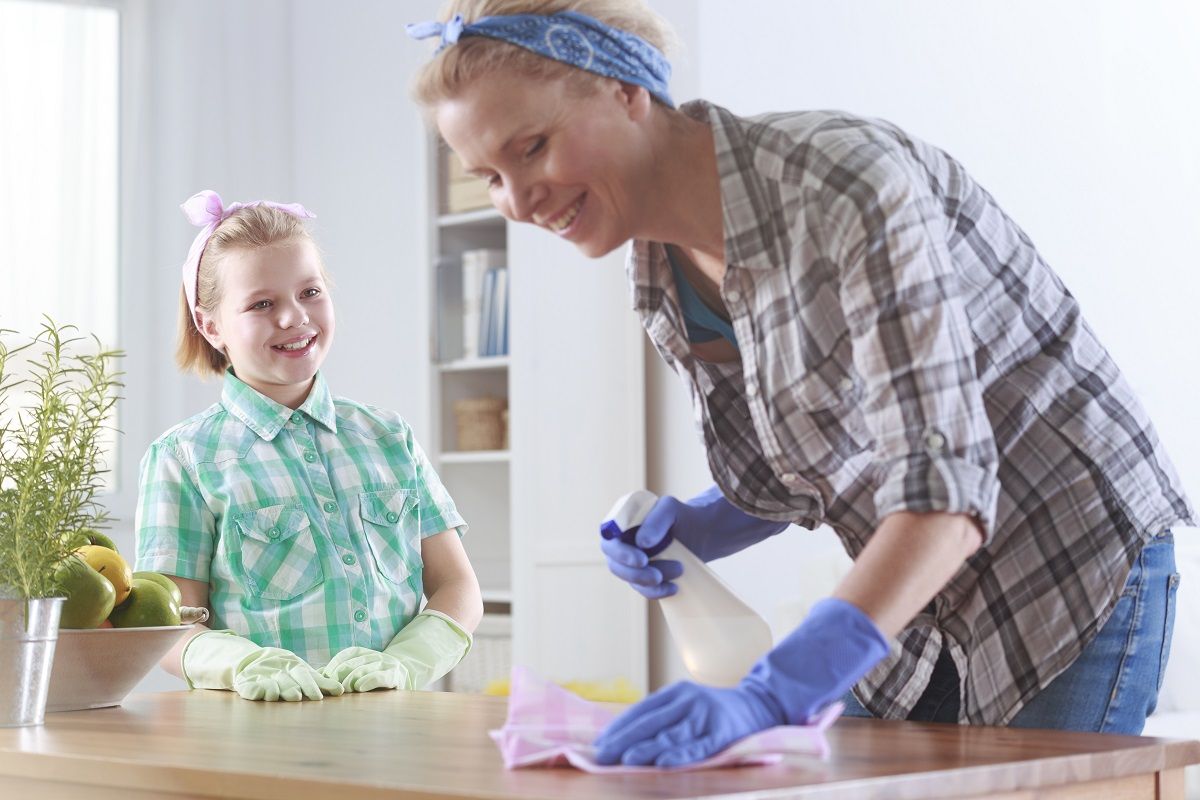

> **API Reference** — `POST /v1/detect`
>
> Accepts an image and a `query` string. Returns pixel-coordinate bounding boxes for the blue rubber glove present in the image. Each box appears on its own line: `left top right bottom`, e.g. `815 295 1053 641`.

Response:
600 484 788 599
593 597 890 766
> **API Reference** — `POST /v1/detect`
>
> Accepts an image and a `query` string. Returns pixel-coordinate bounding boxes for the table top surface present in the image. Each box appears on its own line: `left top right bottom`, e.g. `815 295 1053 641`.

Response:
1 689 1197 800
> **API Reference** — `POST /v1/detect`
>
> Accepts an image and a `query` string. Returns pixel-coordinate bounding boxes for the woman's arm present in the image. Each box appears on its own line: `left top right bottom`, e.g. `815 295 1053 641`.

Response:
833 510 983 637
419 530 483 633
158 576 212 680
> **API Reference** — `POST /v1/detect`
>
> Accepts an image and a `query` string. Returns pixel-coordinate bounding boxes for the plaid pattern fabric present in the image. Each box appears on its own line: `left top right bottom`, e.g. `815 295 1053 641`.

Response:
135 371 465 667
629 100 1195 724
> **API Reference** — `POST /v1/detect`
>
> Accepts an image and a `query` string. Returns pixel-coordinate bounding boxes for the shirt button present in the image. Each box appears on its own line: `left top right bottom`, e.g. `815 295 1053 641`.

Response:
342 553 356 565
745 383 758 397
838 377 854 393
267 527 281 539
290 413 302 424
304 451 317 463
726 289 741 303
385 511 400 524
354 609 367 623
323 501 338 513
925 431 946 451
781 472 800 486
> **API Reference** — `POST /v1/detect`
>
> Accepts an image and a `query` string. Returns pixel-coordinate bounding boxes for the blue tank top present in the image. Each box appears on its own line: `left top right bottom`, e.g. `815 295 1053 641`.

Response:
665 246 739 352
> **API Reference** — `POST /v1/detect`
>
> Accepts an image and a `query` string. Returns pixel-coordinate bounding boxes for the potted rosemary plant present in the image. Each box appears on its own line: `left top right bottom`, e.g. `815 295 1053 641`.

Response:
0 319 122 727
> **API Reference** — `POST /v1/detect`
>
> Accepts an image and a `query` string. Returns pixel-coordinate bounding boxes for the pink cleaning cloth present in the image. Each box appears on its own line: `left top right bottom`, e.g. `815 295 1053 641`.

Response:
489 666 841 773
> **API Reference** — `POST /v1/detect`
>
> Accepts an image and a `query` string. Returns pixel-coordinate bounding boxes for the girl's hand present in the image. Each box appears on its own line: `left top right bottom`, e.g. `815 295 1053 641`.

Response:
320 646 407 692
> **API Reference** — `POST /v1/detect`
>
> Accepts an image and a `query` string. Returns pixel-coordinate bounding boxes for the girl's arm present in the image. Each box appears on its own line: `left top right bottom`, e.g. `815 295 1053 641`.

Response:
158 576 213 680
419 530 483 633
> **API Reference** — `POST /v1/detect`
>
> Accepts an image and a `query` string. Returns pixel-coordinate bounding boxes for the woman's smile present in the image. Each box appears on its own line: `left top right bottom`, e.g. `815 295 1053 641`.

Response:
436 70 655 259
542 194 586 237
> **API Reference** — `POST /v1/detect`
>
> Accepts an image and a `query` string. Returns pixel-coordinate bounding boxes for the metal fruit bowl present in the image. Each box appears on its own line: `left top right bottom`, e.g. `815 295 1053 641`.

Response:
45 624 198 713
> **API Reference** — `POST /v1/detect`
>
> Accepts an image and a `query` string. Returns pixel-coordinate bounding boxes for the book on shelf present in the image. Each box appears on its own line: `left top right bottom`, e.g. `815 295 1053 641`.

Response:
496 267 508 356
479 268 495 359
434 256 462 363
461 248 505 359
477 267 509 357
442 148 492 214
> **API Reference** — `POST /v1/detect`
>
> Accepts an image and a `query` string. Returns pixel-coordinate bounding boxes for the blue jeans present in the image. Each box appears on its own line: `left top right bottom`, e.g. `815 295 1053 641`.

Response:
841 534 1180 733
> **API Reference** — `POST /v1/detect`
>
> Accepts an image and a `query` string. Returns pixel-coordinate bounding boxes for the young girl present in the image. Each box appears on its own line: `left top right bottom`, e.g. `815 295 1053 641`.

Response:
136 190 482 702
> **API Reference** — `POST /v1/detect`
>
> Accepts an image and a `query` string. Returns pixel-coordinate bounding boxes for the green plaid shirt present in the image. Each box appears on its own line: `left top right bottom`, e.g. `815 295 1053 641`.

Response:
135 371 466 667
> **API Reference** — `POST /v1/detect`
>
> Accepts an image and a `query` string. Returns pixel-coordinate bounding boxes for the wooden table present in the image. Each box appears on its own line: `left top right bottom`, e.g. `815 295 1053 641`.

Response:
0 689 1196 799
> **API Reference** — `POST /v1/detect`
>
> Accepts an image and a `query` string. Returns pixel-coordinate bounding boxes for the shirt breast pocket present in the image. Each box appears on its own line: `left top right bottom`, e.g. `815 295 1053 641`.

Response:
358 490 422 587
232 504 324 601
785 359 856 414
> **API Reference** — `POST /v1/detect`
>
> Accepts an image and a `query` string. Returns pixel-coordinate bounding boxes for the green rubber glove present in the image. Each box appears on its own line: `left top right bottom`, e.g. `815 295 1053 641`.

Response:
182 629 344 702
321 610 472 693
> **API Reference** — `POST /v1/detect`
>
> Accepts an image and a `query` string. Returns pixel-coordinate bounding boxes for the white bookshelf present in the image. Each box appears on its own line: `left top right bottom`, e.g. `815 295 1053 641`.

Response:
428 188 512 612
437 207 504 228
439 450 510 465
438 355 510 373
427 136 649 694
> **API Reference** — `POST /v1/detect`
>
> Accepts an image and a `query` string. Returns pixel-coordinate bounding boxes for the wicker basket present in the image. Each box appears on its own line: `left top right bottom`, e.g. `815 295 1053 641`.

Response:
453 396 507 451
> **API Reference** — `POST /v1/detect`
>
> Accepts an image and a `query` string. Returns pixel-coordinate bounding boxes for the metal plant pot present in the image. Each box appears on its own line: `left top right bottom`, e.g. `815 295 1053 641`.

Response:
0 596 64 727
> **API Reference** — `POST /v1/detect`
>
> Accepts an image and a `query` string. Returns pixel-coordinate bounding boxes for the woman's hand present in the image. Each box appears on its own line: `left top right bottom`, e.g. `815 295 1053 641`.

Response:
594 597 890 766
594 680 784 767
600 485 789 598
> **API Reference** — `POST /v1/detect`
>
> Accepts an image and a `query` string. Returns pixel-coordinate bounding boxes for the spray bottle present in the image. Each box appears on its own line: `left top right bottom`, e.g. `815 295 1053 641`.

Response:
601 490 774 687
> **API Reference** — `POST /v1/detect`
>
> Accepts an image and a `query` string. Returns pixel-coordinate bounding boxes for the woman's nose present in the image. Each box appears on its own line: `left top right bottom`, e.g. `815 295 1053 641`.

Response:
502 175 546 224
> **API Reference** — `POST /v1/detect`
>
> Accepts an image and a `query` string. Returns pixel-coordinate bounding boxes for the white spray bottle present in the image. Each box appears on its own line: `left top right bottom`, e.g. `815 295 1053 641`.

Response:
602 490 774 687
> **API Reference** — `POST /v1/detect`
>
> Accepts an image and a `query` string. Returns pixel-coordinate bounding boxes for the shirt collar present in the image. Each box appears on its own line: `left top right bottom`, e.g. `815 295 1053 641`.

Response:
221 370 338 440
679 99 791 273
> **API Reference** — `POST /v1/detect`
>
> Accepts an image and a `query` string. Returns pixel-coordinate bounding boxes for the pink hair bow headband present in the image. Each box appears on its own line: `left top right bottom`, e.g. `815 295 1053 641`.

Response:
179 189 315 320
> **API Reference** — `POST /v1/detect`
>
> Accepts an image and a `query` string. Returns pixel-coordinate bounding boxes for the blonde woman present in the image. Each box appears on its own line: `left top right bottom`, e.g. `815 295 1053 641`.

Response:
409 0 1193 766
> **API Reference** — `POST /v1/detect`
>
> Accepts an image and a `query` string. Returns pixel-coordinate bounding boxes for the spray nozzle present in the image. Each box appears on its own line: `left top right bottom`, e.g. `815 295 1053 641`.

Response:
601 490 674 556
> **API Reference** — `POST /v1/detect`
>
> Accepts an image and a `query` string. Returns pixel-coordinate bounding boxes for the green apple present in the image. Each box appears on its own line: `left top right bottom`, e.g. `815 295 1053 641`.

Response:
86 530 120 553
67 528 120 553
109 579 181 628
132 571 183 606
54 555 117 629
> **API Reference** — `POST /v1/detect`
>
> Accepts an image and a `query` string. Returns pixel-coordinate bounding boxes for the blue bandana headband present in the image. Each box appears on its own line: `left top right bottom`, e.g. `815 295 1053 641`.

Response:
406 10 674 107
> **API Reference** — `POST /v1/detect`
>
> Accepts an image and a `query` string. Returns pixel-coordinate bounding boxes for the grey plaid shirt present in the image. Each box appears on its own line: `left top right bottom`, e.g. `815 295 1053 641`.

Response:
629 100 1195 724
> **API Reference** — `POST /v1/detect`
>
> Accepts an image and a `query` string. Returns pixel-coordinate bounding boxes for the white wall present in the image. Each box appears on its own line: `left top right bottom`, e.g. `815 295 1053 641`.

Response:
696 0 1200 503
644 0 1200 689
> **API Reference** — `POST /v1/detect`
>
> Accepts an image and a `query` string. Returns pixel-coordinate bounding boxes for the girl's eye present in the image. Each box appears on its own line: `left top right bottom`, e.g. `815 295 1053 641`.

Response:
524 136 546 159
301 287 321 299
251 300 272 310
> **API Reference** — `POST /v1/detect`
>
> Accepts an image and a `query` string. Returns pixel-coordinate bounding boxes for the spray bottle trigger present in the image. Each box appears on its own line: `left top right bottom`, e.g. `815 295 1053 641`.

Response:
599 519 626 541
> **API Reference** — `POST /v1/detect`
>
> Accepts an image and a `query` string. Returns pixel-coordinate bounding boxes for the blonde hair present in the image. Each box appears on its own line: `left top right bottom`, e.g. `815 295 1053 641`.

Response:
411 0 677 109
175 205 325 377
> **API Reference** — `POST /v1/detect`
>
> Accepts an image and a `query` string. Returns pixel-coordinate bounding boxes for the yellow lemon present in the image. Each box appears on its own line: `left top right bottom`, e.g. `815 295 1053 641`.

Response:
75 544 133 605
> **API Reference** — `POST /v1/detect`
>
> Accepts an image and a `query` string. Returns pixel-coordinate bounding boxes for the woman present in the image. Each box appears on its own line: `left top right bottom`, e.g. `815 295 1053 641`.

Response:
408 0 1193 767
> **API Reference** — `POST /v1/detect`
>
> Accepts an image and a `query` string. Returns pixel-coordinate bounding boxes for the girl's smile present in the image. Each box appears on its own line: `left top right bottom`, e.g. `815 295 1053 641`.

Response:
271 332 319 356
195 238 334 408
